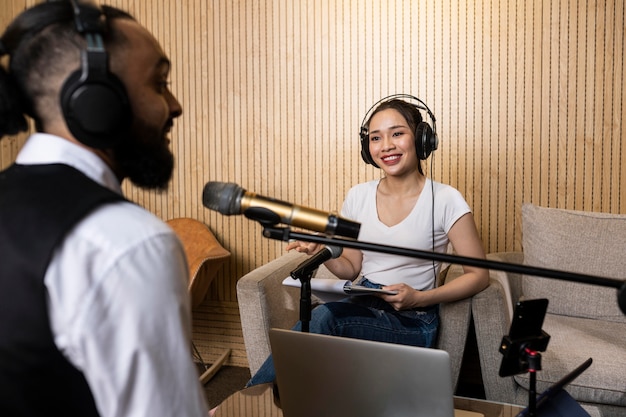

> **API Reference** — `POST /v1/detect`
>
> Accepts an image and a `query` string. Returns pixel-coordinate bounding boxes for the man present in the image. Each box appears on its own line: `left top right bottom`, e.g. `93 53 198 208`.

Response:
0 2 211 415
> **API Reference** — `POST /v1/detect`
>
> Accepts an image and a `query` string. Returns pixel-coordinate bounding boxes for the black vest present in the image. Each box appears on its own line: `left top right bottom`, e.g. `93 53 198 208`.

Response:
0 163 125 416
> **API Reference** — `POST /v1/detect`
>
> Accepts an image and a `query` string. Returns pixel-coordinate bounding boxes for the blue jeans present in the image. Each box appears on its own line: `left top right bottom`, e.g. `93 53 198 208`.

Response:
246 278 439 387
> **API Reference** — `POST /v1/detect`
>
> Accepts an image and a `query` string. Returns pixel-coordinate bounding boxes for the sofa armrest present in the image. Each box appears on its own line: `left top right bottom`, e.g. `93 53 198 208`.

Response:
436 263 472 391
471 276 519 403
237 251 310 374
471 252 524 404
485 251 524 321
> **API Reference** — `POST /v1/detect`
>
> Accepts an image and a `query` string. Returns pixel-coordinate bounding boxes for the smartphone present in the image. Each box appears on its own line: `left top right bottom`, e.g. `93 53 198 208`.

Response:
499 298 551 377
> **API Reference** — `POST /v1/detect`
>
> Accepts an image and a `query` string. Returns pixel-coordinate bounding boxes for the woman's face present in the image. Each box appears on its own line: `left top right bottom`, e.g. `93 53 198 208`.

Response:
368 108 419 176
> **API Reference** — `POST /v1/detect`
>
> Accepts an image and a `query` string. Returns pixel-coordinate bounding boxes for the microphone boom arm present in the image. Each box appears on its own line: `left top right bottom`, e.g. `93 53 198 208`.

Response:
261 225 626 315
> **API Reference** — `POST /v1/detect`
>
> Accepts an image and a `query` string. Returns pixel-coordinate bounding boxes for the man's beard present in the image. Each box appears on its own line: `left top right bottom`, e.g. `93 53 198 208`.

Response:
113 119 175 190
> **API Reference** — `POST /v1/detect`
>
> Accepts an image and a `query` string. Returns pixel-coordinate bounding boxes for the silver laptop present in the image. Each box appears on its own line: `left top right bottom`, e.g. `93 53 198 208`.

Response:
269 328 456 417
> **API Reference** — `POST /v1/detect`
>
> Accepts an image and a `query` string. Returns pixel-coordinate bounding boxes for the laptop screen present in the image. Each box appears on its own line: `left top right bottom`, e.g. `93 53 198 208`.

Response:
269 328 456 417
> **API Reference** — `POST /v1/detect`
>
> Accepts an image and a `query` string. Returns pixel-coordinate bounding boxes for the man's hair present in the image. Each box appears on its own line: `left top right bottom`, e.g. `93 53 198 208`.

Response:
0 2 134 138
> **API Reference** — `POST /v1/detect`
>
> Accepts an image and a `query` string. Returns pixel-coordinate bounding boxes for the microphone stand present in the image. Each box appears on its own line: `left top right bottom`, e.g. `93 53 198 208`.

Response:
260 225 626 315
290 264 313 333
524 347 541 417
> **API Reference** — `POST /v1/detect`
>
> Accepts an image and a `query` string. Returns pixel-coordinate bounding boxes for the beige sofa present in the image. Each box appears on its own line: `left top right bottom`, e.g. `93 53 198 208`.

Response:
237 250 472 391
472 204 626 417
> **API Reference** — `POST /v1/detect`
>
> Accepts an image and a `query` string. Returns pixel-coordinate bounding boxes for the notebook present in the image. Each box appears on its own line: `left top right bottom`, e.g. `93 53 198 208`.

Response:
269 328 480 417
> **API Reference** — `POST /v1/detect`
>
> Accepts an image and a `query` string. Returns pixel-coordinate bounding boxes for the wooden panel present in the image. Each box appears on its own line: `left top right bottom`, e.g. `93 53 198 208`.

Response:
0 1 36 165
2 0 624 368
192 301 248 368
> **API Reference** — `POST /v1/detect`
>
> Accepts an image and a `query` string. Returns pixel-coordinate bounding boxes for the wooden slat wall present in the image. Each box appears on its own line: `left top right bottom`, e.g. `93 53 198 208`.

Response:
2 1 624 367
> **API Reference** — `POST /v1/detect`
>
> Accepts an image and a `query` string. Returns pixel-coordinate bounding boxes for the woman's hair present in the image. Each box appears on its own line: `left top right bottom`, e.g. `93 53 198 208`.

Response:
364 98 425 175
0 2 134 139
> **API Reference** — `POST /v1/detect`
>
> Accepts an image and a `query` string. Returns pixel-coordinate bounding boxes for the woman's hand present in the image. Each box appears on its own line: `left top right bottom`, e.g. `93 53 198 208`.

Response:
286 240 363 282
380 283 430 311
285 240 323 255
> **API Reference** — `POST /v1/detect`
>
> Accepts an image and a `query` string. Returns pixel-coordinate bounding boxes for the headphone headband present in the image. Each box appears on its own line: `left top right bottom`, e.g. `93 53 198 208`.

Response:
359 94 437 131
69 0 105 34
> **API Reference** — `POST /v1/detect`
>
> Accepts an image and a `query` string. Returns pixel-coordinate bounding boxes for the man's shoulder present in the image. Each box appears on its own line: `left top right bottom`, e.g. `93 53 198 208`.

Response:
74 201 177 252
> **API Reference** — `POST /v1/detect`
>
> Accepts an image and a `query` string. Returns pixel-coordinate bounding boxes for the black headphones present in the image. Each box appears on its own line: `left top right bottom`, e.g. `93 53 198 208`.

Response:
359 94 438 166
60 0 131 149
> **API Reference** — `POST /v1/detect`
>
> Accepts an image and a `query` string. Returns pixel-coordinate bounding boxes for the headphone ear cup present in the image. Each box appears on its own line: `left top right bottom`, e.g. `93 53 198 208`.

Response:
415 122 438 160
359 127 379 167
60 68 132 149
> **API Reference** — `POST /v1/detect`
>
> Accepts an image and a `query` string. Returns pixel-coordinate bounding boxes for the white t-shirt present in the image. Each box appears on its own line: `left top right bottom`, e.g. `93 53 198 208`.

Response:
341 178 471 290
15 133 209 417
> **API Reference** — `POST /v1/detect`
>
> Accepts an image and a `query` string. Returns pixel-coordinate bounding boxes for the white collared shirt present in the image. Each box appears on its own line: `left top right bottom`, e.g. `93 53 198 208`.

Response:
16 134 209 416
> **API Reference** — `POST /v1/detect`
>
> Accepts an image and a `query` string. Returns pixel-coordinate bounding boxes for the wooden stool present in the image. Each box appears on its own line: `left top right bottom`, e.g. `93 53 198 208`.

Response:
166 217 231 383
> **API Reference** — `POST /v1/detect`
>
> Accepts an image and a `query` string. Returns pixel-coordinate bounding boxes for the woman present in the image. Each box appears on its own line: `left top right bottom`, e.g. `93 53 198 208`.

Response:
247 96 489 386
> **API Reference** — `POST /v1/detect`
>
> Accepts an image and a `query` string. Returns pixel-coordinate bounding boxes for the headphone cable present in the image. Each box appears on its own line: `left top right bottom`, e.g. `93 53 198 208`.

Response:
430 155 437 283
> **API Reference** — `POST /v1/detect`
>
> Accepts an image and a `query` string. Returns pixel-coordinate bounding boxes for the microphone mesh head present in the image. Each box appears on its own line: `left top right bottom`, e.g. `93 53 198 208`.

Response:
202 182 244 215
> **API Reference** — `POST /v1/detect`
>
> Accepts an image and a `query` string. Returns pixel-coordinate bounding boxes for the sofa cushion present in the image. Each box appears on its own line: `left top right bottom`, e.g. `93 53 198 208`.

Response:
514 314 626 407
521 203 626 323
